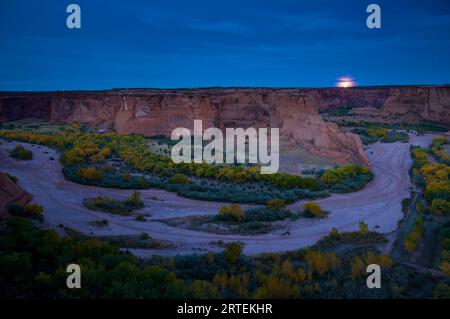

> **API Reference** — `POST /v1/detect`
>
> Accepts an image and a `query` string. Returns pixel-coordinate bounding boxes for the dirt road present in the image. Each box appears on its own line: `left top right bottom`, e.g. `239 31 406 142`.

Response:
0 133 437 255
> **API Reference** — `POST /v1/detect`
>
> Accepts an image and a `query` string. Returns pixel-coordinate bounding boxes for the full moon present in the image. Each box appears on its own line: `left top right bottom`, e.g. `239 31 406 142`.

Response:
336 76 357 88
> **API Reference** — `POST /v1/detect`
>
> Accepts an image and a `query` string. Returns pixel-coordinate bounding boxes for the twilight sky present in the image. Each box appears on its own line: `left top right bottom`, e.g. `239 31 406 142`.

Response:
0 0 449 91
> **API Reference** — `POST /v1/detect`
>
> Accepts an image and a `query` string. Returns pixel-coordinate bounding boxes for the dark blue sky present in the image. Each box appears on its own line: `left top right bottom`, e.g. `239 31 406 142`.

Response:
1 0 449 90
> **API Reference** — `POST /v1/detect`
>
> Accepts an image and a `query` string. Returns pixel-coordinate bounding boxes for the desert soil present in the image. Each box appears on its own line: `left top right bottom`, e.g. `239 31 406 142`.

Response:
0 133 437 256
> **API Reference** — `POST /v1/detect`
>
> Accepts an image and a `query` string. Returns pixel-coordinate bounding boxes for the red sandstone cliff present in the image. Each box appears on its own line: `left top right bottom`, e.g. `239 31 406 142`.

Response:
2 85 447 167
0 173 32 219
315 85 450 125
0 88 372 167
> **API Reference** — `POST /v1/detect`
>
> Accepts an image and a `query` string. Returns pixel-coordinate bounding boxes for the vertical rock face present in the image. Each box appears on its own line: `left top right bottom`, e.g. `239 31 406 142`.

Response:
316 85 450 125
0 173 32 219
0 88 371 167
1 85 447 169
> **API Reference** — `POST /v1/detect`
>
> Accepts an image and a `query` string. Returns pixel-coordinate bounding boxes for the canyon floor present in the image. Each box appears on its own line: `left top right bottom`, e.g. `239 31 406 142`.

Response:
0 133 437 256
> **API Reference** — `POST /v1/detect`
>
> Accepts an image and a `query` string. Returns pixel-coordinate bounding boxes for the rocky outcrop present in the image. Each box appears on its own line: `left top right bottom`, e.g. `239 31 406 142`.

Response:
0 173 32 219
3 85 448 166
0 88 372 167
316 85 450 125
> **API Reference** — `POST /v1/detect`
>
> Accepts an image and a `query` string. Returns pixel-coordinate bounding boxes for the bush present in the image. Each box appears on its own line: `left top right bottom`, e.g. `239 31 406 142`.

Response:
303 202 327 218
135 214 146 222
366 127 388 139
77 167 102 181
359 221 369 236
218 204 245 222
404 217 425 253
139 232 149 240
430 199 450 215
83 194 144 216
10 145 32 160
266 198 286 211
243 208 300 222
9 203 44 221
224 242 243 265
127 191 144 208
169 174 191 184
4 173 18 183
319 164 373 192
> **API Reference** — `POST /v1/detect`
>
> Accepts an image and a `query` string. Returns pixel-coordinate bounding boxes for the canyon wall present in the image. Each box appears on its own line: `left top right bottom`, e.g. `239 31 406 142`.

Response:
0 173 32 219
1 85 449 167
315 85 450 125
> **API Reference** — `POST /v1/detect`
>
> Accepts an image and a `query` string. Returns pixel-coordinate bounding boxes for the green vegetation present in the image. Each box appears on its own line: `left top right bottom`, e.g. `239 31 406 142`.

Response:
316 227 387 249
337 121 449 133
99 234 173 250
8 203 44 221
325 107 351 117
0 128 373 204
411 145 450 216
302 202 328 218
216 204 301 223
318 164 373 192
430 137 450 165
0 217 447 298
169 173 191 184
135 214 147 222
4 172 18 183
266 198 286 211
83 191 144 216
438 222 450 277
9 145 32 160
353 127 409 145
381 130 409 143
404 217 425 253
218 204 245 222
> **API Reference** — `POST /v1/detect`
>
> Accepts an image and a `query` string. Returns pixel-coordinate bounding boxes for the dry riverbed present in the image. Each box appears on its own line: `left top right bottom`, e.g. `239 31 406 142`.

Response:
0 133 437 256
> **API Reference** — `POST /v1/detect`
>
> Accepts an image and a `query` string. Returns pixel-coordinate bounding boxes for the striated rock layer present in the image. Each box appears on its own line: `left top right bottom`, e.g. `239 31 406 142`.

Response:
316 85 450 125
0 173 32 219
6 85 448 167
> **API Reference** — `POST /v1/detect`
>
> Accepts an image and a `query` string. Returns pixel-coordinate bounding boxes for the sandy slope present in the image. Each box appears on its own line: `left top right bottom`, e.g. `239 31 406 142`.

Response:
0 133 436 255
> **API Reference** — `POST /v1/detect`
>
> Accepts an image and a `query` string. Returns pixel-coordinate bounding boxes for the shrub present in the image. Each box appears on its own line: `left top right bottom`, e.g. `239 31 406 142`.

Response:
319 164 373 192
10 145 32 160
330 227 340 240
243 208 299 222
219 204 245 222
266 198 286 211
224 242 243 265
135 214 146 222
366 127 388 139
77 167 102 181
303 202 327 218
404 217 425 253
83 194 144 216
9 203 44 221
380 130 409 143
430 199 450 215
358 221 369 236
4 172 18 183
127 191 144 208
139 232 149 240
169 174 190 184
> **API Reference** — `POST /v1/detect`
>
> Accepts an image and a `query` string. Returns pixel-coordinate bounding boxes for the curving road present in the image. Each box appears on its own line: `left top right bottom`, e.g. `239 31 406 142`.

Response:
0 133 437 255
